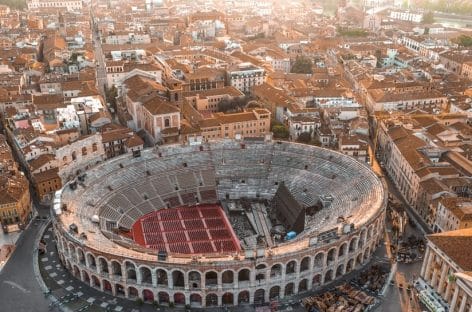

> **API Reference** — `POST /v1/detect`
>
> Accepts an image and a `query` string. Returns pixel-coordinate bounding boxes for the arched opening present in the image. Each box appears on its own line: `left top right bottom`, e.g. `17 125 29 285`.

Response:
205 271 218 287
73 265 80 278
364 247 370 261
81 146 87 156
255 264 266 282
174 292 185 305
269 286 280 300
103 280 112 294
327 248 336 265
98 257 109 274
188 271 201 289
222 292 233 305
72 151 77 161
300 257 310 272
338 243 347 258
82 271 90 284
222 270 233 285
206 293 218 307
125 261 136 283
190 294 202 307
172 270 185 288
367 226 373 239
91 275 100 289
357 253 363 266
346 258 355 273
158 292 169 305
349 237 358 253
111 261 122 278
299 279 308 292
164 118 170 128
87 254 96 270
286 261 296 275
324 270 333 283
140 266 152 285
270 264 282 278
336 264 344 278
312 274 322 287
128 287 138 299
115 283 125 297
314 253 324 268
77 249 85 265
285 283 294 296
254 289 265 305
143 289 154 303
238 291 249 304
156 269 168 286
359 230 366 248
238 269 250 283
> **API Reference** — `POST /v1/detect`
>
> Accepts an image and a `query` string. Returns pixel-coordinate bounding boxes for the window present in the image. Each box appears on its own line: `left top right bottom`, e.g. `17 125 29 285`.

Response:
82 147 87 156
164 118 170 127
92 143 97 152
72 151 77 161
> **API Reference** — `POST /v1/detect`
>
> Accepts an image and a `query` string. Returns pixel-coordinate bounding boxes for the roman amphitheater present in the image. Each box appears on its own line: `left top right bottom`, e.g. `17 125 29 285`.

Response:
52 139 387 307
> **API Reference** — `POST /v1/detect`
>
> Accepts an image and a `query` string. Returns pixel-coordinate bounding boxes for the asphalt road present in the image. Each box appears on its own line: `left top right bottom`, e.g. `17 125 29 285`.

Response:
0 220 51 312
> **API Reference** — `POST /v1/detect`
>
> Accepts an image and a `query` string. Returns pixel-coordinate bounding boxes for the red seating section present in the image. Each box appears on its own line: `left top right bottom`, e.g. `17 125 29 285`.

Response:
131 204 240 255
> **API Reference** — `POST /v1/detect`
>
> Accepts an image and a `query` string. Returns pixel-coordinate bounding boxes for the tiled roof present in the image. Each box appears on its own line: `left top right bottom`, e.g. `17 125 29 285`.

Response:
428 228 472 271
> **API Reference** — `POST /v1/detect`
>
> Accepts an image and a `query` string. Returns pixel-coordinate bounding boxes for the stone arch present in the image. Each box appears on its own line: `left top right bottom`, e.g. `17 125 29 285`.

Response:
299 279 308 292
349 237 358 253
346 258 355 273
139 266 152 285
86 253 96 270
222 270 234 284
190 293 202 307
82 270 90 284
364 246 371 261
158 291 169 304
324 269 333 283
73 265 80 278
156 268 168 286
312 273 322 287
269 286 280 300
285 283 294 296
254 289 265 304
238 268 251 283
222 292 234 305
338 242 348 258
77 248 85 265
300 256 310 272
91 275 100 288
367 225 373 240
172 270 185 288
336 264 344 278
255 263 267 270
356 252 363 266
174 292 186 305
68 243 76 261
103 279 112 294
286 260 297 275
270 263 283 278
110 260 122 278
98 257 109 274
205 271 218 287
327 247 336 265
125 260 136 282
128 286 138 299
314 252 324 268
359 229 367 248
115 283 125 297
206 293 218 307
238 290 250 304
188 270 201 289
143 289 154 303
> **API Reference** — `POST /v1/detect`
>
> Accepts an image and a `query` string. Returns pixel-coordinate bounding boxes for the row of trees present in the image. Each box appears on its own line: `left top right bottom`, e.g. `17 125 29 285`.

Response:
0 0 25 10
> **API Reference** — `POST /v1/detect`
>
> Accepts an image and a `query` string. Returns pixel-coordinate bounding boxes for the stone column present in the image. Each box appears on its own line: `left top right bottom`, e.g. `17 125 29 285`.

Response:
151 270 157 288
459 295 467 312
420 247 431 277
424 251 434 282
445 279 453 301
168 272 174 290
431 268 439 289
437 263 448 295
450 287 460 312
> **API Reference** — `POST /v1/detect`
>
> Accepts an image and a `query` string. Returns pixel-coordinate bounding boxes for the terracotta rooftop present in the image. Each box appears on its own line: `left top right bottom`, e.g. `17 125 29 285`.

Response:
427 227 472 271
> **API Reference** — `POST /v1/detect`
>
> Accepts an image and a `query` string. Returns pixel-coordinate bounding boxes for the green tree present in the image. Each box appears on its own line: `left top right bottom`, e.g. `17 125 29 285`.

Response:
272 124 289 139
422 11 435 24
105 86 118 110
455 35 472 47
291 56 313 74
0 0 26 10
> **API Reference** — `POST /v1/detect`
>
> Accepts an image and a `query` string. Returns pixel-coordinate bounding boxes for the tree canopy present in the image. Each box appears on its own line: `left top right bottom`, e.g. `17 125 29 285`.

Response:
217 96 249 113
454 35 472 47
0 0 26 10
271 123 290 139
291 56 313 74
421 11 435 24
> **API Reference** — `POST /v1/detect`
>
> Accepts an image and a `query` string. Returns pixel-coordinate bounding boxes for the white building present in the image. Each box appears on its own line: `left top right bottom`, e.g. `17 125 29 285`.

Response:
389 10 423 23
227 63 265 94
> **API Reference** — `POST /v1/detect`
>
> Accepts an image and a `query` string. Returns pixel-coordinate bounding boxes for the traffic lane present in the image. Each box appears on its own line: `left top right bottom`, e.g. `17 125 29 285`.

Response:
0 221 50 312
